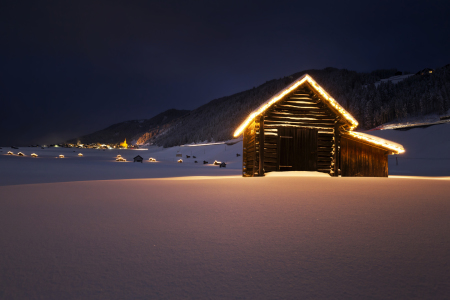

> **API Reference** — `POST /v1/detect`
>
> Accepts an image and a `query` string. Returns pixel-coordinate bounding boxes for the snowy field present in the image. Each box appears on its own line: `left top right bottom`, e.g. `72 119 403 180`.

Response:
1 124 450 299
0 142 243 186
369 123 450 176
1 123 449 186
1 176 450 299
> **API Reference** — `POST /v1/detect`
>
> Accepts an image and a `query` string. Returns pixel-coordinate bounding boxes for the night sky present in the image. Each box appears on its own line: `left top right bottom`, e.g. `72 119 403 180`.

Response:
1 0 449 146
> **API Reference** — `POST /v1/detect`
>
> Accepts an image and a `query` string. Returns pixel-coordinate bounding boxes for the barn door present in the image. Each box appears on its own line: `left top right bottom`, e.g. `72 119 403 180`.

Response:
278 127 294 170
277 127 318 171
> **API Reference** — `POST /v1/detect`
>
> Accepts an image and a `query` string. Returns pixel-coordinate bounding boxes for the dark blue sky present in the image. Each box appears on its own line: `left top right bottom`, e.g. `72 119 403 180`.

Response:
1 0 449 145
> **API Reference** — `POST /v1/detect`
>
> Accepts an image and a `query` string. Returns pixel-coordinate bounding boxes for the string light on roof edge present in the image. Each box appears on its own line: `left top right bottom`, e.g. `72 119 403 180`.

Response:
233 75 358 137
347 131 405 154
306 76 358 129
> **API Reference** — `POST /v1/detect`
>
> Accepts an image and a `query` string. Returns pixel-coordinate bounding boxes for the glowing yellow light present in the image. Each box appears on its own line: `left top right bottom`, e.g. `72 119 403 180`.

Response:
18 152 25 156
149 157 156 162
78 153 83 157
120 139 128 148
59 154 64 158
31 153 38 157
347 131 405 154
116 156 126 161
177 159 183 163
233 74 358 137
7 151 13 155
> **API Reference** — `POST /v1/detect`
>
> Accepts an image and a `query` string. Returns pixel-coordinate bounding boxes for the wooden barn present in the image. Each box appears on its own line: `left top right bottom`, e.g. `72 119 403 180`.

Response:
234 74 405 177
133 155 144 163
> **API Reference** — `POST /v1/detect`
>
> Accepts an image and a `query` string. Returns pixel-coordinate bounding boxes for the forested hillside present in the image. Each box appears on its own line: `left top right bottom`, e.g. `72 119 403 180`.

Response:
68 109 189 145
70 66 450 147
154 65 450 147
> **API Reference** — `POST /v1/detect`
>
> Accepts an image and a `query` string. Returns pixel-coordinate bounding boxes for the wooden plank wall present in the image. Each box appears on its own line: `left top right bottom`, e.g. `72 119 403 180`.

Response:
340 136 388 177
254 117 262 176
263 86 339 175
242 120 257 176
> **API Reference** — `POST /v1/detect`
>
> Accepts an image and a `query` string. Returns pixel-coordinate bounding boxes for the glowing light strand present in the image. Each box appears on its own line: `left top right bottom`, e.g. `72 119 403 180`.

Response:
347 131 405 154
233 74 359 137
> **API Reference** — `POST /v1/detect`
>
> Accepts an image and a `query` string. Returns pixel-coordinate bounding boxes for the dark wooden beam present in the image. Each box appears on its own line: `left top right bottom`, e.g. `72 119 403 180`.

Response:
336 121 341 176
259 115 265 176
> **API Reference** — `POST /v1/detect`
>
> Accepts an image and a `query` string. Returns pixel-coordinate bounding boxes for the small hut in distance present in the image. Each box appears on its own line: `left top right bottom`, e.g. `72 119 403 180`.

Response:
234 74 404 177
133 155 143 163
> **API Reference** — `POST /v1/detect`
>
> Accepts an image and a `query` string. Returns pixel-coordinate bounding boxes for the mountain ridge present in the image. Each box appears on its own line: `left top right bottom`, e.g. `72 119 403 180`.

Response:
69 65 450 147
67 109 189 145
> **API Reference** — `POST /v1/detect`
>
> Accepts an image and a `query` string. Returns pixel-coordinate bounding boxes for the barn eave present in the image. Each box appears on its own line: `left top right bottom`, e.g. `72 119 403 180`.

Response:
342 131 405 154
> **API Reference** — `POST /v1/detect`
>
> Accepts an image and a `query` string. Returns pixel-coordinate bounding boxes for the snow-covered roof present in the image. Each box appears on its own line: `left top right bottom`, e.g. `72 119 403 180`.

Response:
344 131 405 154
233 74 405 154
233 74 359 137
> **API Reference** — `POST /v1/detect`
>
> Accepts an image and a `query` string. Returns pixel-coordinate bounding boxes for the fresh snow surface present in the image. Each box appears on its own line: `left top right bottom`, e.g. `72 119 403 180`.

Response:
266 171 330 177
1 127 450 299
367 123 450 176
1 176 450 299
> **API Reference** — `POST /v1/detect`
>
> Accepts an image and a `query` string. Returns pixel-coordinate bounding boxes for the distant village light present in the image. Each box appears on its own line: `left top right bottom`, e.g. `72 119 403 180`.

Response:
31 153 38 157
120 139 128 148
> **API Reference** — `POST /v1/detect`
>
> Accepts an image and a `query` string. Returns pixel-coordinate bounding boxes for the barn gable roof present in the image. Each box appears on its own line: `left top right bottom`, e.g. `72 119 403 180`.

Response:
233 74 405 154
233 74 358 137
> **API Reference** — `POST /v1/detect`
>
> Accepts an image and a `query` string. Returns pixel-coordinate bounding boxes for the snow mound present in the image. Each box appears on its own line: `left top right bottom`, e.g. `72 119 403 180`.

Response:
266 171 330 177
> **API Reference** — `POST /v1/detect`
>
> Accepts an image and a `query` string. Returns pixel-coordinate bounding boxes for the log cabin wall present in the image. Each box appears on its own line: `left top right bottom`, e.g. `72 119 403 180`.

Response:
262 84 343 175
242 120 257 176
340 136 388 177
